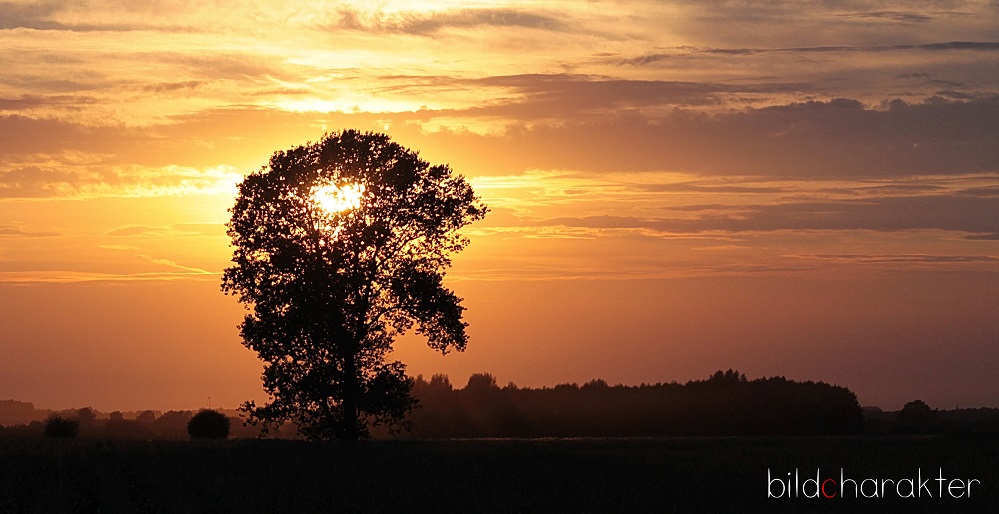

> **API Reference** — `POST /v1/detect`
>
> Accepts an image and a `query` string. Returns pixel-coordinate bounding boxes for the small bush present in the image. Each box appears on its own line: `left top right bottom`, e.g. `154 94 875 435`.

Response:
187 409 231 440
43 416 79 438
897 399 937 433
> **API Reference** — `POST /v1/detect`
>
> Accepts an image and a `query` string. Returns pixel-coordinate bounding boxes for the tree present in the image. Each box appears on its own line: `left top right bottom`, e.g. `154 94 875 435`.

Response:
464 372 499 392
897 399 936 433
222 130 487 440
43 415 79 438
136 410 157 424
187 409 231 440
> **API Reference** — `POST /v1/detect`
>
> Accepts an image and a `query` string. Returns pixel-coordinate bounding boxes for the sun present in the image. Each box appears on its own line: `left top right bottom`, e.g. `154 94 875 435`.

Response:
314 183 365 213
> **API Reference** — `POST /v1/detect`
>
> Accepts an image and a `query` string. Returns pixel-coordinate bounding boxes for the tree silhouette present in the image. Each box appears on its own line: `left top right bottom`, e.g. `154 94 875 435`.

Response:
222 130 487 440
464 372 499 392
187 409 231 439
43 415 79 438
897 399 936 433
136 410 156 424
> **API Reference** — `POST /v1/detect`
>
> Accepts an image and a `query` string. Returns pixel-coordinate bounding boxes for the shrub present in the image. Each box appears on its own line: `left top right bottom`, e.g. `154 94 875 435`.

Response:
43 416 79 438
187 409 231 440
897 399 937 433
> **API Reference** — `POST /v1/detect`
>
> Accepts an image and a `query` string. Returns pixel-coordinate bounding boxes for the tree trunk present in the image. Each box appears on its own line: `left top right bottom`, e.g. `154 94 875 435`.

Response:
341 349 361 440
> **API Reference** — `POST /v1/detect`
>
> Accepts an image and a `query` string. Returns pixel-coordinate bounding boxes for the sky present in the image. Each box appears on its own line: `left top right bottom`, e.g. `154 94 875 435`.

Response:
0 0 997 412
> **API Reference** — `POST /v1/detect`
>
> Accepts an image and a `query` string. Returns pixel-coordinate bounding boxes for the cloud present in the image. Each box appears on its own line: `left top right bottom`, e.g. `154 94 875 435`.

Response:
461 74 808 114
535 193 999 237
789 254 999 264
332 7 568 35
369 73 812 119
139 81 206 93
106 225 165 237
414 95 999 177
839 11 935 23
142 255 211 274
0 1 130 32
0 115 133 158
659 0 968 8
0 1 63 31
0 94 99 111
0 270 219 284
0 224 60 237
0 0 208 32
3 91 996 193
171 223 226 236
963 232 999 240
0 73 107 95
153 53 289 82
625 182 790 194
16 92 999 185
0 159 241 199
618 41 999 66
0 166 78 197
105 223 225 237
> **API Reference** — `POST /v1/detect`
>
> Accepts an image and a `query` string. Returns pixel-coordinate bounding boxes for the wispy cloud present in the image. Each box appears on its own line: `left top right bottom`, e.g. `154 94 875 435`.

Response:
0 270 218 284
106 223 225 237
788 253 999 264
142 255 212 275
617 41 999 66
0 224 60 237
0 162 242 199
398 95 999 177
536 194 999 236
106 226 165 237
332 7 570 35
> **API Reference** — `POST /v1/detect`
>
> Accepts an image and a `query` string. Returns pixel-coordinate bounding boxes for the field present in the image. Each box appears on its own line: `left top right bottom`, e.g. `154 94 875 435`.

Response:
1 436 996 513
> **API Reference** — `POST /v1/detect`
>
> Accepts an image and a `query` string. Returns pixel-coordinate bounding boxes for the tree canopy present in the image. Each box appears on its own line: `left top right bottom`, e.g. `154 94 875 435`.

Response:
222 130 487 440
187 409 231 440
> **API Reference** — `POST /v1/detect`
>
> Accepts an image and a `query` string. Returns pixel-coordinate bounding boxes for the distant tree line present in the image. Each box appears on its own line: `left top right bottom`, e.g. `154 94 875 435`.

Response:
0 407 257 440
0 399 40 426
864 400 999 435
398 370 865 438
5 374 999 439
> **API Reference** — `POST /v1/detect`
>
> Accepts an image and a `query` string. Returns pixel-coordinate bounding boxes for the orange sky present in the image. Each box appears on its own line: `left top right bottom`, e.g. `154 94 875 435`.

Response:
1 0 997 411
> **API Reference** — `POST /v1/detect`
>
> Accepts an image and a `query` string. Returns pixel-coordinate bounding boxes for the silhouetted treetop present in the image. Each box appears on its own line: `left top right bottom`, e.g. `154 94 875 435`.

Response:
222 130 487 440
403 371 863 438
897 399 937 433
465 373 499 392
703 369 747 385
43 416 79 438
187 409 231 440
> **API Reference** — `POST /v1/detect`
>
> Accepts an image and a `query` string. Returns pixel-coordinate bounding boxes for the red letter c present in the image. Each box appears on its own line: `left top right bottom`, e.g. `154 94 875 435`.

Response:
822 479 837 499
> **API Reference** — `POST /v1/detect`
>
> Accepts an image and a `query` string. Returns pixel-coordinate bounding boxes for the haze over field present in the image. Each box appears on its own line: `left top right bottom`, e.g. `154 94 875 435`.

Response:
0 0 996 411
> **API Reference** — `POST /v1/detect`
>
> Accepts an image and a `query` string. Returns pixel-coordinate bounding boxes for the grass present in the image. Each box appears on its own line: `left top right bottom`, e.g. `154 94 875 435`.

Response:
0 435 996 513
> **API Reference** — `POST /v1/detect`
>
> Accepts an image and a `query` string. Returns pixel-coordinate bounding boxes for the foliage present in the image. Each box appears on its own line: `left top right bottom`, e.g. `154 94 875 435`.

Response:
76 408 96 425
222 130 487 440
187 409 231 440
897 399 937 433
405 371 864 438
43 416 79 438
0 400 38 427
464 372 499 392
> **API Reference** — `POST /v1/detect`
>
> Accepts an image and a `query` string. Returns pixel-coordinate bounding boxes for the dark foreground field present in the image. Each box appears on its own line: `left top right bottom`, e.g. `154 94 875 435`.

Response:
1 436 996 513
